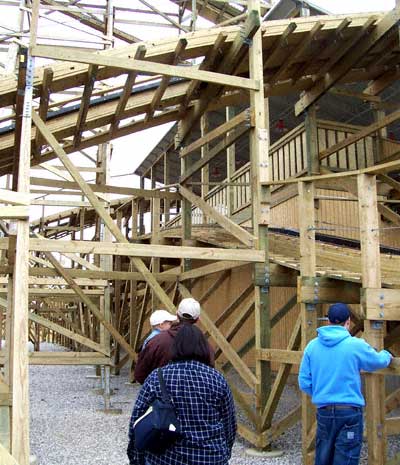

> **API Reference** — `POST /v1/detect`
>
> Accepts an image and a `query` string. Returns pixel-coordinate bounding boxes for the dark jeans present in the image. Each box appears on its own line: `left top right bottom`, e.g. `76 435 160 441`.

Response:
315 406 363 465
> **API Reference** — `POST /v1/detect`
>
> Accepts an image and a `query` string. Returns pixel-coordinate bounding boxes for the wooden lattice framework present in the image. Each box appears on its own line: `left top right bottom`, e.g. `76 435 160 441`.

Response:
1 1 400 465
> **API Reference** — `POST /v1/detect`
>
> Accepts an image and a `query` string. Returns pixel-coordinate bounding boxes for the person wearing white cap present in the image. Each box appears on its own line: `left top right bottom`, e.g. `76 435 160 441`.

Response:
134 298 214 384
141 310 177 350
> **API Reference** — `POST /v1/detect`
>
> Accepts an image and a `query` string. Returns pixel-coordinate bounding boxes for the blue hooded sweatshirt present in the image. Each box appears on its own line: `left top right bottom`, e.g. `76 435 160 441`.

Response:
298 326 391 407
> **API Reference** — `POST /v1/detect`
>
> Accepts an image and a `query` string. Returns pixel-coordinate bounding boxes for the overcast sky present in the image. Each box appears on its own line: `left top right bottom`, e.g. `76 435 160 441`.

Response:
307 0 394 13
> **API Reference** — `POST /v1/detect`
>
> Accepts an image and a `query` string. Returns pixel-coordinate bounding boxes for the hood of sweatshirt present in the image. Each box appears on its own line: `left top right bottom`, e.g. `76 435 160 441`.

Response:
317 325 350 347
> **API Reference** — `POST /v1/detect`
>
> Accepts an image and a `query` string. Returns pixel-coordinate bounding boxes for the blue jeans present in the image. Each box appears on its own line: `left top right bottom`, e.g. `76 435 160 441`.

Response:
315 406 363 465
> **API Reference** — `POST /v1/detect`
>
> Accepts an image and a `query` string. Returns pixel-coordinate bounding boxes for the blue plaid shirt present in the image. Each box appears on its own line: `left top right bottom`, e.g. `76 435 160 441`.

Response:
127 360 236 465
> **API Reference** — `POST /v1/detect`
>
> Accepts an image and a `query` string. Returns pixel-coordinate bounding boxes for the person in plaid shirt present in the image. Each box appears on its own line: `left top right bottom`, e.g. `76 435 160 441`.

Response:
127 325 237 465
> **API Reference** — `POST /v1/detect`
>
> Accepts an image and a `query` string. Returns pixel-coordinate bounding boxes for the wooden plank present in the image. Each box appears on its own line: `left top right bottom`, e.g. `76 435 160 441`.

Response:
38 248 137 361
31 45 259 90
362 288 400 320
295 9 399 115
257 348 302 364
0 207 29 219
0 442 21 465
28 313 109 355
73 64 98 147
179 283 257 390
180 125 250 182
0 189 29 206
110 45 146 136
179 260 247 281
180 108 252 158
29 176 180 200
179 185 256 247
0 351 111 366
319 109 400 161
358 173 386 465
29 238 265 262
32 112 175 313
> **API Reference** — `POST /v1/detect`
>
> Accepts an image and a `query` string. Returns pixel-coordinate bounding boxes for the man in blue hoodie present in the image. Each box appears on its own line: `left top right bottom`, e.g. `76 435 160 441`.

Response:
298 302 392 465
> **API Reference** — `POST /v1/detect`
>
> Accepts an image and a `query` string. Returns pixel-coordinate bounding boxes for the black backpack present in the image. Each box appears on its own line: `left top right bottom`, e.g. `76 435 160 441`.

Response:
133 368 182 453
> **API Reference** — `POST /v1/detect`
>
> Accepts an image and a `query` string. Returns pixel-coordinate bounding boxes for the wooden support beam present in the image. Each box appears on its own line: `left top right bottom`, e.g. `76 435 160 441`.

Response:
177 9 260 144
298 181 317 465
34 67 53 160
145 39 187 122
28 313 109 355
319 108 400 161
109 45 146 136
0 351 111 366
32 112 176 313
295 9 400 115
179 260 247 281
31 45 259 91
73 64 98 147
179 32 227 114
180 108 252 158
358 173 386 465
179 185 256 247
179 283 257 390
180 125 250 182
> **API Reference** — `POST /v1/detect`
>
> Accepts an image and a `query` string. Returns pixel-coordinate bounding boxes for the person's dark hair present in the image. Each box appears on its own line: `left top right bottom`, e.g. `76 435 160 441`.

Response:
171 324 211 366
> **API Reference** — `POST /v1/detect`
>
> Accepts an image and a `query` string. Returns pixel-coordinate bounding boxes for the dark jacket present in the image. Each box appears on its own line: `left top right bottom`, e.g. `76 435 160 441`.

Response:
134 323 214 384
128 360 236 465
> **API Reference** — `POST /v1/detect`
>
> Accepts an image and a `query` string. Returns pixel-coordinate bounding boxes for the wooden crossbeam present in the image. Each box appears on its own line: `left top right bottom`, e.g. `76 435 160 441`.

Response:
29 177 180 200
145 39 187 122
0 189 29 206
179 185 256 247
180 125 250 182
177 10 260 144
295 9 400 115
179 260 247 281
319 108 400 161
32 111 176 312
31 45 259 91
179 32 227 114
261 315 301 429
266 21 324 88
0 351 111 366
180 108 252 158
29 312 109 355
365 68 400 96
41 0 140 43
73 64 98 147
262 22 297 71
179 283 258 389
28 238 265 262
109 45 146 136
34 67 53 159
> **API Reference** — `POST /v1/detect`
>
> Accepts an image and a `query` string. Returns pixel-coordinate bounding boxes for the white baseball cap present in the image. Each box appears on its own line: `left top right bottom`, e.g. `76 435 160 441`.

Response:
177 298 201 321
150 310 177 327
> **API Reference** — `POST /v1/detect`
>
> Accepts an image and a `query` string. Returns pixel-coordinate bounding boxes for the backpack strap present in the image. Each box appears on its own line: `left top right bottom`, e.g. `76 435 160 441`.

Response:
157 368 173 404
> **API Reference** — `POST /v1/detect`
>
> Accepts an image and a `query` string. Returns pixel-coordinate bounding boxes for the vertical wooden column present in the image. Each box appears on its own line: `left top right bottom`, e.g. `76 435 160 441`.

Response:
372 105 386 163
139 176 145 235
305 105 319 175
164 153 170 224
10 22 37 463
200 114 209 223
298 181 317 465
248 0 271 422
358 173 386 465
129 199 138 382
151 167 161 308
226 107 236 217
178 127 192 276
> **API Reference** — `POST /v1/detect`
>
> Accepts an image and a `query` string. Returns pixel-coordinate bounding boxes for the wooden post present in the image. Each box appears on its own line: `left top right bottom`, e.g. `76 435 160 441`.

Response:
305 105 319 175
226 107 236 217
10 42 36 465
164 153 170 224
248 0 271 429
178 126 192 277
358 173 386 465
298 181 317 465
151 167 161 308
200 114 209 223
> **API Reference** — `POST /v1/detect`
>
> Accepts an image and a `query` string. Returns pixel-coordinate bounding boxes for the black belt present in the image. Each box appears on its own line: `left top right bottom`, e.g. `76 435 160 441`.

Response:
319 404 361 411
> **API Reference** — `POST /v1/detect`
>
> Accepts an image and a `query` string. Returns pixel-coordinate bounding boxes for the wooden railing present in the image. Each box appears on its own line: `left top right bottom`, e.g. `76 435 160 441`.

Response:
162 119 388 229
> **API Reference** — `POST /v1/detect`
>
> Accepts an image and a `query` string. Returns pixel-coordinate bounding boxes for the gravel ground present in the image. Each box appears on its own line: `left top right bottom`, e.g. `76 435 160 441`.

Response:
29 343 399 465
